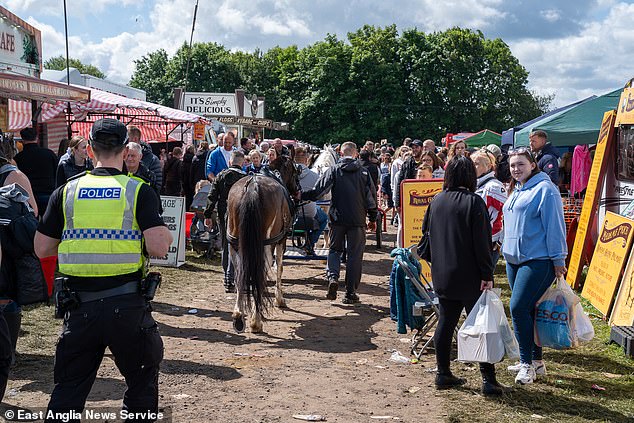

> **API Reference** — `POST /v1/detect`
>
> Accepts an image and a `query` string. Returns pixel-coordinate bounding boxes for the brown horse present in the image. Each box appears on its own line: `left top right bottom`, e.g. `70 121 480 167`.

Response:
226 154 300 332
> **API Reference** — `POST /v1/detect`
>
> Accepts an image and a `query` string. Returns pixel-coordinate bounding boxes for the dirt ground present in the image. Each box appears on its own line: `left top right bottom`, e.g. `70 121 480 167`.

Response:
4 226 459 422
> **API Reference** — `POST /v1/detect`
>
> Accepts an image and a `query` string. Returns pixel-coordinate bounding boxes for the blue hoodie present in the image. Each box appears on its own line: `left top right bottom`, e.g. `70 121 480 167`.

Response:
502 172 567 267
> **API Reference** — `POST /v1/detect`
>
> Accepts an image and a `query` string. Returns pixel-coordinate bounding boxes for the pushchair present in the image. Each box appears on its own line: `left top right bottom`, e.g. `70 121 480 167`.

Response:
189 182 221 258
284 201 328 260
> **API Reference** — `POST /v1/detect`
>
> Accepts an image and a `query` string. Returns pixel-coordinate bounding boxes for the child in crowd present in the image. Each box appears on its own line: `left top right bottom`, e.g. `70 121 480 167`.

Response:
416 164 434 179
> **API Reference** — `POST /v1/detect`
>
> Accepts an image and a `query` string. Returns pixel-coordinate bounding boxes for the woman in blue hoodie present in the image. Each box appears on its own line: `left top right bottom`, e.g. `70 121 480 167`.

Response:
502 148 567 385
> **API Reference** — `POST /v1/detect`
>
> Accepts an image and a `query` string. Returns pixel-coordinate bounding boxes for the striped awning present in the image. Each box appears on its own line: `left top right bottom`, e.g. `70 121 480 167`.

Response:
41 87 205 124
8 99 31 131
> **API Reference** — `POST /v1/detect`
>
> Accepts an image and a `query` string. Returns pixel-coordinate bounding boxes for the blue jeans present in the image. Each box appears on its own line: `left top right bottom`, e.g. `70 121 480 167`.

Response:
506 260 555 364
310 207 328 246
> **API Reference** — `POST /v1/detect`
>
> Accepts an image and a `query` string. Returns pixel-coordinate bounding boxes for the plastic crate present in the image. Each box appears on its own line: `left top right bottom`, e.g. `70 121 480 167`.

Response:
609 326 634 358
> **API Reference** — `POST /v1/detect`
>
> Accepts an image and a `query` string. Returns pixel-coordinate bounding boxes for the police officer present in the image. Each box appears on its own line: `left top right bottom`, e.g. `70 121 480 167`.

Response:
34 118 172 422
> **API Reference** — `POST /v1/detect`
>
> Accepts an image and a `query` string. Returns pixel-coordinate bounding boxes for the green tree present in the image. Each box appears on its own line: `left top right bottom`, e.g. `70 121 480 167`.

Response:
129 49 175 106
44 55 105 79
128 26 548 145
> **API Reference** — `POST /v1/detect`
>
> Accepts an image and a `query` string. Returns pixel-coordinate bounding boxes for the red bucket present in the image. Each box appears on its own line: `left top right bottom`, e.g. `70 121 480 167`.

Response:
39 256 57 296
185 212 195 239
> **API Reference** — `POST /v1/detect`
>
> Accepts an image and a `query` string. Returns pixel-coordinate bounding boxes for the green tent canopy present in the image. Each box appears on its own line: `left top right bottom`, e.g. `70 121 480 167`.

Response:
514 88 622 147
462 129 501 148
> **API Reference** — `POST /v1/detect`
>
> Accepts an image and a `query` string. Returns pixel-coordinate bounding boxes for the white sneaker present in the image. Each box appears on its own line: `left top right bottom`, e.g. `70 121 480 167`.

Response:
515 363 536 385
532 360 546 376
508 360 546 376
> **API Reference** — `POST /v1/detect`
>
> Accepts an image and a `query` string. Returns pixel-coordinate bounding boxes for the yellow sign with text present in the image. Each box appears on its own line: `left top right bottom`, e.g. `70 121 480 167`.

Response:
400 179 444 282
567 110 617 289
581 212 634 316
615 86 634 126
193 123 206 141
610 247 634 326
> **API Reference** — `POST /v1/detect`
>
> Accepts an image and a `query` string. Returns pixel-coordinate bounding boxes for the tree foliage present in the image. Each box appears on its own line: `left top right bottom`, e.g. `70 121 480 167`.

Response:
129 26 550 146
44 55 105 79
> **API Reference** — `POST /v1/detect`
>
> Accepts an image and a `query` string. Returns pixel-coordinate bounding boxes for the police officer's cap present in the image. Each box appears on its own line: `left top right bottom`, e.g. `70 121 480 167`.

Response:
90 118 128 146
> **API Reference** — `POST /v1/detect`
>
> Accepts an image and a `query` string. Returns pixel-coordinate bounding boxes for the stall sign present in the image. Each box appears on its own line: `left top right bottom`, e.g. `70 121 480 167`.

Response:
581 212 634 316
610 246 634 326
180 92 237 117
400 179 444 282
150 196 185 267
193 123 206 141
567 110 617 289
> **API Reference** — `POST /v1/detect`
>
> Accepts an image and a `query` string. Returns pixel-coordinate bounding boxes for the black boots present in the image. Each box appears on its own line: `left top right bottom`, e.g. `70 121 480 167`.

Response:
435 368 466 389
436 364 511 394
480 364 511 395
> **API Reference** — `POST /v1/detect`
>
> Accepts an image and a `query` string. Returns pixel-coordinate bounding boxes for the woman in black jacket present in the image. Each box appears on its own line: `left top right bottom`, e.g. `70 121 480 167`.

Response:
56 136 93 187
423 156 508 395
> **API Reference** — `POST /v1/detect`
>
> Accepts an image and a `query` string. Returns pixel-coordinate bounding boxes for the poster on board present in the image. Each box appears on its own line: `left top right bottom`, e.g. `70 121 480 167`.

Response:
610 246 634 326
150 196 186 267
581 212 634 316
400 179 444 282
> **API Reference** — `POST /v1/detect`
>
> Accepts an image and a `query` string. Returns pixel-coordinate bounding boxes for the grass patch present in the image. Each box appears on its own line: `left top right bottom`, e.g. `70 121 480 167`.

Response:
443 266 634 423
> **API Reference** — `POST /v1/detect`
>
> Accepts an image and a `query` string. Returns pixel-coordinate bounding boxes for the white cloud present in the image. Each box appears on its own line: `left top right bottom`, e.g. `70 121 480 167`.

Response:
413 0 506 31
540 9 561 22
510 2 634 106
12 0 634 110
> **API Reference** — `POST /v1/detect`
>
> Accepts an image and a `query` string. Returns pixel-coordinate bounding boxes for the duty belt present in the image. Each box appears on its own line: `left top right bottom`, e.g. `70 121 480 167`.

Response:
75 281 140 303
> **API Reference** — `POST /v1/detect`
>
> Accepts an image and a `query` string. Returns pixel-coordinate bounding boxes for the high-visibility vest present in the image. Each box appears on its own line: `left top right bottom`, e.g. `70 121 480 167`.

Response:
58 172 146 277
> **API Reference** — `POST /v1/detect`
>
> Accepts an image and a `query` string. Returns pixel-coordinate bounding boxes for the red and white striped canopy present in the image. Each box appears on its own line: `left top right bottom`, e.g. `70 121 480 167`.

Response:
40 88 204 124
8 86 205 143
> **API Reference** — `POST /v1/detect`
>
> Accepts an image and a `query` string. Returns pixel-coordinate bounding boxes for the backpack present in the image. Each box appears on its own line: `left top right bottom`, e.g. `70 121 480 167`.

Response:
0 173 47 305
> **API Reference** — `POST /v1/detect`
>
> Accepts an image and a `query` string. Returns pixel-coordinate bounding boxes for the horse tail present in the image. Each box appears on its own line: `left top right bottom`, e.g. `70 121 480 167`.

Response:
237 180 270 319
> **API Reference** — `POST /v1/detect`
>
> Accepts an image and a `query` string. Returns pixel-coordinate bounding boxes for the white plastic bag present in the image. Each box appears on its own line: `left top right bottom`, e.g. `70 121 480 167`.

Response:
458 290 505 363
571 302 595 345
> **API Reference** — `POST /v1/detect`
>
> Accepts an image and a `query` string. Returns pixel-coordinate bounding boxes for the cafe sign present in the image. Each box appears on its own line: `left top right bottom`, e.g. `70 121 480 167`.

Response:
0 6 42 77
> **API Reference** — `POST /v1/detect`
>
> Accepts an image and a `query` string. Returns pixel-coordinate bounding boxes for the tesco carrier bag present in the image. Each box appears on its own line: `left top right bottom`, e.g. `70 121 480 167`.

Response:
534 277 579 349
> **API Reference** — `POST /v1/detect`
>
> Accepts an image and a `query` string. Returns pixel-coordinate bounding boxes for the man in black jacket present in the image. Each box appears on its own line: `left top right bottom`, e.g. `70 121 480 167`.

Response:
203 151 247 292
127 126 163 193
529 130 560 185
14 127 57 213
302 142 377 304
359 150 379 189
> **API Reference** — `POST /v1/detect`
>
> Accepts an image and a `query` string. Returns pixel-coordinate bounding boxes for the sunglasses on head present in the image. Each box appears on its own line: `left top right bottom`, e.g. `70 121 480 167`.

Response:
508 147 536 161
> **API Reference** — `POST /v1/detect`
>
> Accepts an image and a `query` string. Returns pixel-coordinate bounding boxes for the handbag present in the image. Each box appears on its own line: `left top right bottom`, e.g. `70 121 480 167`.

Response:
416 205 432 262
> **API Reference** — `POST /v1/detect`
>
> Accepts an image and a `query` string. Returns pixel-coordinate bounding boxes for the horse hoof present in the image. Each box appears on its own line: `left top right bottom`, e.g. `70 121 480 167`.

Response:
251 324 263 333
276 300 287 308
233 316 245 333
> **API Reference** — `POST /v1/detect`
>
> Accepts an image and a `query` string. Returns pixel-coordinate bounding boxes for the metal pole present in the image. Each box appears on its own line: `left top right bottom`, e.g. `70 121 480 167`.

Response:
63 0 72 139
183 0 199 93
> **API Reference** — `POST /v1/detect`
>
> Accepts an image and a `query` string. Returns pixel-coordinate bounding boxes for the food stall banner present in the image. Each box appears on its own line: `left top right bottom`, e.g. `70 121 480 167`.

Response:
400 179 443 282
582 212 634 316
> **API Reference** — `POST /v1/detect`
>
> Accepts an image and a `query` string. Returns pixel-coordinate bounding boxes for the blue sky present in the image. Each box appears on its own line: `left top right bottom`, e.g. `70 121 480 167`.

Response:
4 0 634 108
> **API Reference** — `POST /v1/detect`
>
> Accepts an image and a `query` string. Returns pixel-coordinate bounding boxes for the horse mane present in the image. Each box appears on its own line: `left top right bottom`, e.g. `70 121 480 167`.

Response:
311 145 338 174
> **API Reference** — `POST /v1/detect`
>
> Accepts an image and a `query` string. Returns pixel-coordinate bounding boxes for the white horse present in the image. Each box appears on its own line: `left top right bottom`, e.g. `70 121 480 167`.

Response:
310 145 338 248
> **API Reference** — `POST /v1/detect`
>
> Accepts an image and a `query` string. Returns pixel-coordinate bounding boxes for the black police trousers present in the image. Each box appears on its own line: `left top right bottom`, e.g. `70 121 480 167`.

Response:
0 310 13 401
46 293 164 423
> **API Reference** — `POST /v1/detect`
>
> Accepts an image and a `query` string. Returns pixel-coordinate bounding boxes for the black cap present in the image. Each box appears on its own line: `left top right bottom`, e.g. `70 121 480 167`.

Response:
90 118 128 146
411 139 424 147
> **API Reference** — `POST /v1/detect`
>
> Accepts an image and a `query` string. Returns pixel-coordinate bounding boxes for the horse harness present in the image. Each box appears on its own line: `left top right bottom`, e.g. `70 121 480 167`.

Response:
226 171 298 247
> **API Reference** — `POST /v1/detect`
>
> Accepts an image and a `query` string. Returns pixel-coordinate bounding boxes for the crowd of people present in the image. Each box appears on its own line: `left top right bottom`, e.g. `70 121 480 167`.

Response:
0 120 578 417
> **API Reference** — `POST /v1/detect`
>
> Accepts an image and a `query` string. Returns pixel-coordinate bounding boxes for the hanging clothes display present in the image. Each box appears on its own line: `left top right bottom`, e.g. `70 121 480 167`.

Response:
570 144 592 198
